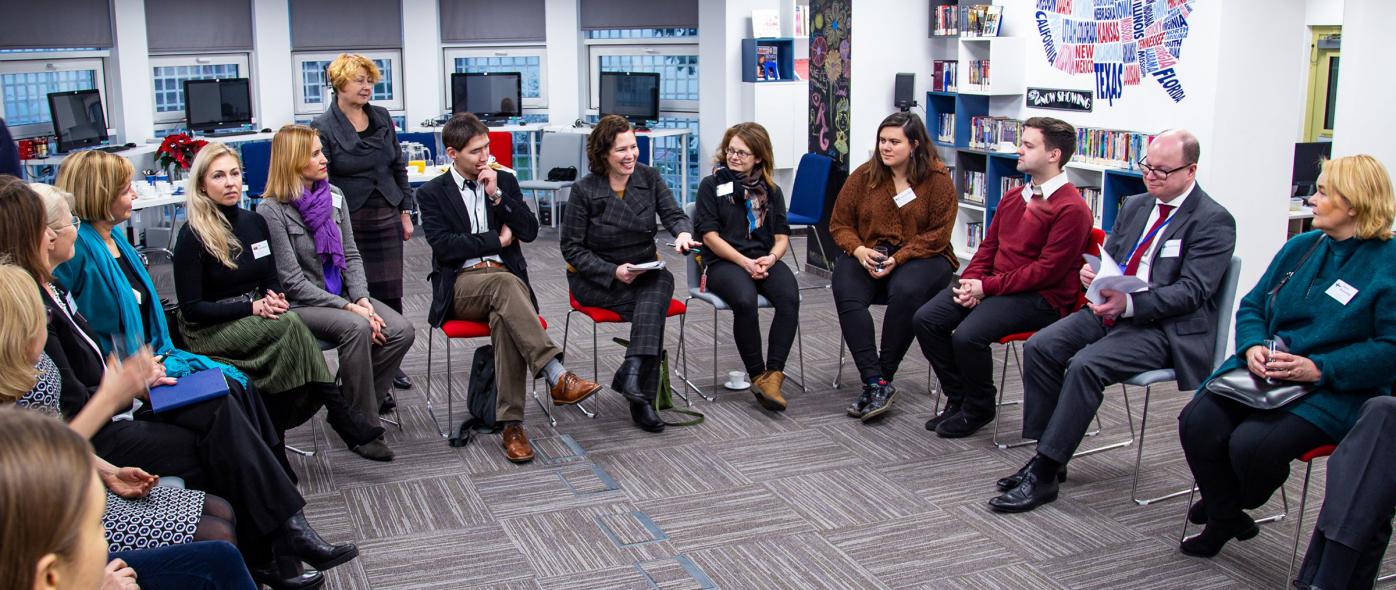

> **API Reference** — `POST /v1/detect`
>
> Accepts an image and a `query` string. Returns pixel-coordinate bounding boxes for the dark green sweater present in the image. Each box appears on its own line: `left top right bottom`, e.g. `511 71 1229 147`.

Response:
1201 230 1396 439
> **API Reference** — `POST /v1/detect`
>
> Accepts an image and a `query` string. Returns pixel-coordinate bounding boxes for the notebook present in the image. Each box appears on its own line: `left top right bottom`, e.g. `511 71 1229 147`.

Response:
148 369 231 413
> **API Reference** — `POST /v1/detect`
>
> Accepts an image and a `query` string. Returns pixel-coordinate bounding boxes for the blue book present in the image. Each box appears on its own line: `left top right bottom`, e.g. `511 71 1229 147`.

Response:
148 369 231 413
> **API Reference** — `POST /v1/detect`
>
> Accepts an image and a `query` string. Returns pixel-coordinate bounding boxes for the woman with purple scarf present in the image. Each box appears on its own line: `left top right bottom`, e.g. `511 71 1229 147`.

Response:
257 125 415 462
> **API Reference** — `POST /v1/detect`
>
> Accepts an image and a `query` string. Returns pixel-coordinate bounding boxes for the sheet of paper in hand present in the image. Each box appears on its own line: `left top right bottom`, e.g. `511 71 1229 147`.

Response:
1082 251 1148 305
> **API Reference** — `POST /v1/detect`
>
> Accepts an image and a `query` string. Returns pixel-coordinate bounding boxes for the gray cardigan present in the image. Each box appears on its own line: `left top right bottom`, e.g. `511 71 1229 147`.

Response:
256 185 371 309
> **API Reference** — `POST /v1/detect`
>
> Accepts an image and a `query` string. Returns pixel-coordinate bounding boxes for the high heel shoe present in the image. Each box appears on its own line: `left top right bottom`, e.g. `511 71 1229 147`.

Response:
249 555 325 590
315 383 385 448
273 511 359 571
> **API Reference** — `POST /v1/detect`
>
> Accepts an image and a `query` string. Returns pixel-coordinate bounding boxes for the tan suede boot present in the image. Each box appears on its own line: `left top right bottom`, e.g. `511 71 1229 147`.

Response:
751 370 788 411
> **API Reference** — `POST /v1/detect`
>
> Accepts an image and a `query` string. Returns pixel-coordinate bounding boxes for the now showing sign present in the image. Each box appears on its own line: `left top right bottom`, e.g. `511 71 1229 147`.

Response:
1026 87 1094 112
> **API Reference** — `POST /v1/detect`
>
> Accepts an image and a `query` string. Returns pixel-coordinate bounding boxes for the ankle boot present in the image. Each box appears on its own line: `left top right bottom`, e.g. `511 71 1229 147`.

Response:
630 400 665 433
611 356 647 404
273 511 359 571
315 383 385 448
249 555 325 590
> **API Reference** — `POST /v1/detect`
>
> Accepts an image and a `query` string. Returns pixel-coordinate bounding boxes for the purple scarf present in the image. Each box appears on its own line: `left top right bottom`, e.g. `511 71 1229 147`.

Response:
290 179 347 296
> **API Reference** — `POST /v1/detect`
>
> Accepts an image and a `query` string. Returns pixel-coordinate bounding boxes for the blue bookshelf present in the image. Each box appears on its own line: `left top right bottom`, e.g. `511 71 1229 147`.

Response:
1101 169 1146 233
741 38 795 82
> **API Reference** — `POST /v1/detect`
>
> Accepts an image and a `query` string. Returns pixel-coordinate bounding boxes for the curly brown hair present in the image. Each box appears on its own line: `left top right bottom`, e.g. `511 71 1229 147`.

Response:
586 115 634 177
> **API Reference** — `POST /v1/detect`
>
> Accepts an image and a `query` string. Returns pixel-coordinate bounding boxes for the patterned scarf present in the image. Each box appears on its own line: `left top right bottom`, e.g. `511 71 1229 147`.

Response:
741 170 768 235
290 179 347 296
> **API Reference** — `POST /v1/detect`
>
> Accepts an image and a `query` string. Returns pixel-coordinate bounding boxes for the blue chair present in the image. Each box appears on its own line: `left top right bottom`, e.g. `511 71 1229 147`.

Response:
239 141 272 200
680 203 806 401
786 153 838 278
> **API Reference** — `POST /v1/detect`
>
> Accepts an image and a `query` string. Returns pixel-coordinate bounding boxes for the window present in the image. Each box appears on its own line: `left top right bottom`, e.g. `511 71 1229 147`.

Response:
292 51 403 115
0 55 107 138
149 54 250 124
584 27 698 40
444 47 548 110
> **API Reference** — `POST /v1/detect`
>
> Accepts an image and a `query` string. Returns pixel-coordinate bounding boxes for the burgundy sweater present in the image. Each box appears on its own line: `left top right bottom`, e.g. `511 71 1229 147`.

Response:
961 183 1094 316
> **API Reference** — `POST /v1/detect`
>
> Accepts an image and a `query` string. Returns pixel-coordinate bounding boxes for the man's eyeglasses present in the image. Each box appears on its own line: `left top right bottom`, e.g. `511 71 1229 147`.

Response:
1137 158 1194 180
725 147 754 159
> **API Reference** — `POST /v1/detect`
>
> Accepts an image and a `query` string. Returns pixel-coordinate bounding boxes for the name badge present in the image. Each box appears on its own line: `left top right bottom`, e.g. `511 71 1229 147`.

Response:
1326 279 1358 306
893 187 917 208
1159 239 1182 258
251 240 271 259
332 192 343 209
716 182 734 197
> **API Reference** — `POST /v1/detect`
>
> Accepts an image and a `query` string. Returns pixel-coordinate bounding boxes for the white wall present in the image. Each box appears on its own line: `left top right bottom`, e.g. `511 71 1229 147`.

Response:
546 0 583 125
699 0 783 166
251 0 294 130
109 0 154 144
401 0 442 128
1331 0 1395 167
848 0 934 165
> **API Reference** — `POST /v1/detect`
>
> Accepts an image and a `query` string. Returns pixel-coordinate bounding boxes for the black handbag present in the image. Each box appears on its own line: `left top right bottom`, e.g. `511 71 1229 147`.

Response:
546 166 577 181
1204 237 1326 409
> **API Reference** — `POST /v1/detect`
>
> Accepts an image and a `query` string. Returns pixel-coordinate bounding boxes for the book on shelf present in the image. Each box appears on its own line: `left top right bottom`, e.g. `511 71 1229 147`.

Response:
1074 127 1155 170
1078 186 1103 226
968 116 1022 151
933 5 960 35
965 221 985 249
933 60 958 92
755 45 781 81
936 113 955 144
1002 176 1027 196
961 5 1003 38
962 170 987 204
965 60 991 90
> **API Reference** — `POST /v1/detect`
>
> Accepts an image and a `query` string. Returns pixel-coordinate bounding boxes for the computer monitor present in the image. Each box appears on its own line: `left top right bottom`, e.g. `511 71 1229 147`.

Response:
47 89 109 153
450 72 522 124
1291 141 1333 196
599 71 660 126
184 78 254 133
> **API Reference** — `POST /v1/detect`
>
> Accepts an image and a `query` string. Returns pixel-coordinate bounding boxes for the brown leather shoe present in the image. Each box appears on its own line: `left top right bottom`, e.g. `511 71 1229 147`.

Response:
501 423 534 463
550 371 603 406
751 370 788 411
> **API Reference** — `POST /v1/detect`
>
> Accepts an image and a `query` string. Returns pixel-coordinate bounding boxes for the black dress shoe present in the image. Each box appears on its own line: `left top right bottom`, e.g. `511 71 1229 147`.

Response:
860 383 897 422
846 385 875 417
317 383 385 448
925 403 961 431
249 556 325 590
935 411 994 438
611 357 647 404
1188 499 1207 525
274 511 360 571
988 471 1060 513
996 457 1067 492
1179 514 1260 558
393 369 413 390
378 392 397 414
630 400 665 433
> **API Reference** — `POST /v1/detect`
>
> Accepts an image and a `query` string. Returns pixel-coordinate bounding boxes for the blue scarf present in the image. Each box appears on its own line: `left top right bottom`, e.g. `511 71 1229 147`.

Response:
52 225 248 387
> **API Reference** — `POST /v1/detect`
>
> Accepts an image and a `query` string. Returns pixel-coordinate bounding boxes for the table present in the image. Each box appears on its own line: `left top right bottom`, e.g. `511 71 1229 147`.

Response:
543 126 694 206
409 122 548 182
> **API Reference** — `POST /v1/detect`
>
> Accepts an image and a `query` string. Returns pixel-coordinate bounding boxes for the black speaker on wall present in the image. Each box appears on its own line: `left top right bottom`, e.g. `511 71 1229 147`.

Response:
894 73 917 112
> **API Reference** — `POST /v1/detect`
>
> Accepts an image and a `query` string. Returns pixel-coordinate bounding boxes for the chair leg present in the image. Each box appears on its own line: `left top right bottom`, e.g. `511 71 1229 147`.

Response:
834 340 845 389
1073 383 1135 457
669 312 691 406
1286 462 1317 588
674 301 708 401
993 342 1034 449
1130 385 1191 506
711 305 719 394
424 328 448 438
790 323 808 392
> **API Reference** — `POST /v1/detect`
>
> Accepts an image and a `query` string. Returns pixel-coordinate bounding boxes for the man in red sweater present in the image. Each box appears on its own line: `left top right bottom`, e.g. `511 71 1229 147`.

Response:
914 117 1094 438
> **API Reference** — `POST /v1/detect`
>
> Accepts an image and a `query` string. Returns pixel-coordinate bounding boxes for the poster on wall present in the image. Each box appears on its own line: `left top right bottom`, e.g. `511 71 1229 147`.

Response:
1033 0 1195 106
806 0 851 272
1026 87 1094 112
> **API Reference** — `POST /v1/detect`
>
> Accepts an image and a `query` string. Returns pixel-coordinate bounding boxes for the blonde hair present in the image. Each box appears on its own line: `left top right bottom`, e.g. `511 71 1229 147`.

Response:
264 124 320 204
55 150 134 222
0 264 45 402
0 407 96 590
327 53 381 94
185 143 245 268
1322 155 1396 241
29 183 75 230
712 122 776 189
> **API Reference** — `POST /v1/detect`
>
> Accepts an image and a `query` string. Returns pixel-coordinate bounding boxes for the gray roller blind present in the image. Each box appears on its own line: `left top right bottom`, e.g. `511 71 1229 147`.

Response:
4 1 113 49
145 0 253 53
440 0 546 43
290 0 404 51
579 0 697 30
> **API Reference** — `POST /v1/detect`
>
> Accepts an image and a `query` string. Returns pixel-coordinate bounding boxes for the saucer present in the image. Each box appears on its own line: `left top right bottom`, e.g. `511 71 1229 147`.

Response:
723 380 751 390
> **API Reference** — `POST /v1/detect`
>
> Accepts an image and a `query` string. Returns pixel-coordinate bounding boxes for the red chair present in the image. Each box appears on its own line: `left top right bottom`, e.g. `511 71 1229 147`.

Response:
425 315 592 435
562 292 693 406
488 131 514 170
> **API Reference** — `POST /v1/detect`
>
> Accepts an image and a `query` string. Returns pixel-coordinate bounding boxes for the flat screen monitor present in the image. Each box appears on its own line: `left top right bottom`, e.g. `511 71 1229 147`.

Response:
47 89 109 153
1292 141 1333 196
599 71 660 125
184 78 254 132
450 72 522 123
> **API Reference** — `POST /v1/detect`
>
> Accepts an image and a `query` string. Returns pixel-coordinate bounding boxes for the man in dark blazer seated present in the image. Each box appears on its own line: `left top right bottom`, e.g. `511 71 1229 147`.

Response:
989 128 1237 512
417 113 602 463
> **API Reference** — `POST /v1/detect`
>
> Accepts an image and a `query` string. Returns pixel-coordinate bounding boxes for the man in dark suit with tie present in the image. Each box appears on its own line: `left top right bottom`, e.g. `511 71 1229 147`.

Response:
417 113 602 463
989 128 1237 512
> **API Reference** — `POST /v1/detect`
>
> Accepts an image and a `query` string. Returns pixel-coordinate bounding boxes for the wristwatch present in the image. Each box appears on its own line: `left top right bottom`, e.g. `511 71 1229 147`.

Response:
490 188 503 203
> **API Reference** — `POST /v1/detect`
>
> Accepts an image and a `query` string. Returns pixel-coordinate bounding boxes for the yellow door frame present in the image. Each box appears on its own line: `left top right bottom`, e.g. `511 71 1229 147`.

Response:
1303 26 1341 142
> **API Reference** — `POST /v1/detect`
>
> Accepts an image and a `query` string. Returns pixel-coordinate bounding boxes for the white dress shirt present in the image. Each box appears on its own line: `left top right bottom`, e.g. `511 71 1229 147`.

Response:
450 165 504 269
1123 181 1194 317
1025 170 1070 203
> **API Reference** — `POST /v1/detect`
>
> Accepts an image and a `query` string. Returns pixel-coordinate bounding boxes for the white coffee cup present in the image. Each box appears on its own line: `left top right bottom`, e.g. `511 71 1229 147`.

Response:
724 370 749 390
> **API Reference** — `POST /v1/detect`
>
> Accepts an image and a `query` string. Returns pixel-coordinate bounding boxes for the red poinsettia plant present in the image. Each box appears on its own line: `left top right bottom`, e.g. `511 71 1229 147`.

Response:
156 133 208 171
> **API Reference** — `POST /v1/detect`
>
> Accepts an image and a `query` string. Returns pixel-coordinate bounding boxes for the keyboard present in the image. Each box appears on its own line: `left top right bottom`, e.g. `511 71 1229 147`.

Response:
95 145 130 153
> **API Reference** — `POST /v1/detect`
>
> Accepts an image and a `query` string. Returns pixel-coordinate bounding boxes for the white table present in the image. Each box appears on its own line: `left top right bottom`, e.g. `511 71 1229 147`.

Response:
543 126 694 206
409 122 549 182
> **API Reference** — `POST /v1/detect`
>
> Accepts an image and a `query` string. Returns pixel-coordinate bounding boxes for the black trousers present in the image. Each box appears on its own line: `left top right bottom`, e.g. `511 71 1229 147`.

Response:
914 289 1059 418
1178 391 1333 523
1297 396 1396 590
572 268 675 359
91 379 305 546
703 259 800 376
832 254 952 383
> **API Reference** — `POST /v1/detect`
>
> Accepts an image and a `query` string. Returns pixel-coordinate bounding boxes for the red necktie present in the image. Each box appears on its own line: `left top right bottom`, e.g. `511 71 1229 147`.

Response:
1123 203 1175 277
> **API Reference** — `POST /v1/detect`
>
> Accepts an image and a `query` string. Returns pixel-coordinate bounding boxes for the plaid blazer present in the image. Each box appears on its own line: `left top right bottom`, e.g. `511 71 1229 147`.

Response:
560 163 692 299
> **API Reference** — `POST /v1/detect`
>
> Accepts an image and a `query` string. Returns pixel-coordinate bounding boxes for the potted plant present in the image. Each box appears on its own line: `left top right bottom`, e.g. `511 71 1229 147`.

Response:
155 133 208 181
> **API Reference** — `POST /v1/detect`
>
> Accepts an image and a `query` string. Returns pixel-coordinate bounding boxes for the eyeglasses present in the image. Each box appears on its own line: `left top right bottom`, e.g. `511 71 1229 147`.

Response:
725 147 754 159
1137 158 1193 180
55 215 80 230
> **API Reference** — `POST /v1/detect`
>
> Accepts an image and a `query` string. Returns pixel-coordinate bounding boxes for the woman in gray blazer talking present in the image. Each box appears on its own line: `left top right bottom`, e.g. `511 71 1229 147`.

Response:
257 124 414 462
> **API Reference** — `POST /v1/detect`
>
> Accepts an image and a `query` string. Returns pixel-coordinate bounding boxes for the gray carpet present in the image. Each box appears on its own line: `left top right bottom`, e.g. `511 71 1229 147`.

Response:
147 228 1385 589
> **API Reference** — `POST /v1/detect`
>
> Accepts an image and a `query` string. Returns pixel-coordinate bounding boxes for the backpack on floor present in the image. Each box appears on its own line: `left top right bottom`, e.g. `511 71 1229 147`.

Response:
449 344 501 447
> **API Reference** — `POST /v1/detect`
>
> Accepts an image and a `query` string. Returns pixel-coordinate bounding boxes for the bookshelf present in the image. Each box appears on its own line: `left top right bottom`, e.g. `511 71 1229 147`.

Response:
741 38 796 83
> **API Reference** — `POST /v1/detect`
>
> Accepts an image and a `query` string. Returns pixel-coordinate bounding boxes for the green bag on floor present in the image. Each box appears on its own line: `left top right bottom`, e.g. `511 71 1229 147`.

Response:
612 338 704 426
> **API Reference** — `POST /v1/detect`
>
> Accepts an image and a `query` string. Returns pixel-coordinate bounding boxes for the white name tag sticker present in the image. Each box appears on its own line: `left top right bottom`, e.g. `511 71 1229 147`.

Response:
1326 279 1358 306
332 192 343 209
893 187 917 208
716 182 734 197
1159 239 1182 258
251 240 271 259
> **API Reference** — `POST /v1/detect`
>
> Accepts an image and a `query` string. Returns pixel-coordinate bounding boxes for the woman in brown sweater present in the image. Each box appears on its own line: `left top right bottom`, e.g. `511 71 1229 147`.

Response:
830 111 957 422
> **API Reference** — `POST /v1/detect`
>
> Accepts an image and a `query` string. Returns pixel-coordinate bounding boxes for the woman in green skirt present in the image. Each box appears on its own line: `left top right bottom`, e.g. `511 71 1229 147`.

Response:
173 142 383 449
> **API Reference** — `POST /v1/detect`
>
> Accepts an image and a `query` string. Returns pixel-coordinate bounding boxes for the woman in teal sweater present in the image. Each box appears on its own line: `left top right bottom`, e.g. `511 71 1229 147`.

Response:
1177 154 1396 558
